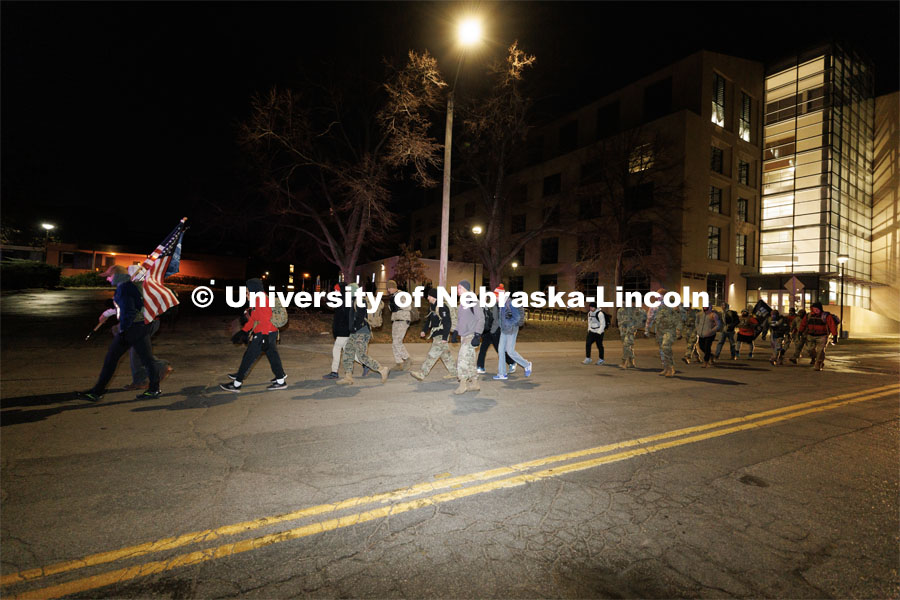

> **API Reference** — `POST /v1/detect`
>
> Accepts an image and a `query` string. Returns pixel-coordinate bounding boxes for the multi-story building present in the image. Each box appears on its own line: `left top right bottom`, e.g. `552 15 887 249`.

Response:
403 45 899 332
409 50 763 307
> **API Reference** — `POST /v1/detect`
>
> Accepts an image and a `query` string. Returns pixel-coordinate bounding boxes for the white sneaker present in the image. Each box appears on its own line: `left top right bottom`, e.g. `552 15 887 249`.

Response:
582 358 592 365
476 367 486 374
595 359 604 365
509 364 517 373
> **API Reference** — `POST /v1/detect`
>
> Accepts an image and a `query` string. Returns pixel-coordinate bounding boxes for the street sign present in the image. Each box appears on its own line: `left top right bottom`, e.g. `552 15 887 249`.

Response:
784 276 805 292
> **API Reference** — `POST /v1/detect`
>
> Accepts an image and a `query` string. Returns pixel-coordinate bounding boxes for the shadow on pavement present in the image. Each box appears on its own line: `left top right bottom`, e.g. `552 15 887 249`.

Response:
452 396 498 415
131 386 240 411
672 376 747 385
297 386 363 399
501 380 539 390
1 392 161 426
1 391 84 409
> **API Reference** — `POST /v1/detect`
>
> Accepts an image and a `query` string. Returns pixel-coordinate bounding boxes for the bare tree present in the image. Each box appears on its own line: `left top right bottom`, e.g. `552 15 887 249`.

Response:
239 51 447 278
574 127 687 310
451 42 563 289
392 243 427 291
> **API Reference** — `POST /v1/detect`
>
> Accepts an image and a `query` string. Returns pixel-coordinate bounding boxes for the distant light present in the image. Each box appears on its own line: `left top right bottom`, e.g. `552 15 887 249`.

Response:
472 226 483 235
303 272 310 278
41 223 55 230
109 252 116 256
265 271 270 275
287 285 294 290
458 17 483 46
511 261 518 269
210 279 215 286
838 254 849 264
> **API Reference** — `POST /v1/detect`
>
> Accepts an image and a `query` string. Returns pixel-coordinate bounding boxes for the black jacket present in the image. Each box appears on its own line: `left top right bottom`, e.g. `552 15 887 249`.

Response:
348 303 368 334
332 306 351 338
422 303 451 341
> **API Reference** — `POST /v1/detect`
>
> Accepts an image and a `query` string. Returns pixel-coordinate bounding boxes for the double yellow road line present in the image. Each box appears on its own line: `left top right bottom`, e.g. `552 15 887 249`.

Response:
4 383 898 599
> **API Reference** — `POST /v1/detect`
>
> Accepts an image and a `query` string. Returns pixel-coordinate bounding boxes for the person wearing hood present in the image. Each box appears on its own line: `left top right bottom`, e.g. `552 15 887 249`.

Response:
766 309 791 365
453 280 485 394
77 270 162 401
219 278 287 392
410 286 458 382
476 285 515 374
797 301 839 371
323 283 350 379
696 305 722 368
714 302 739 362
336 283 389 385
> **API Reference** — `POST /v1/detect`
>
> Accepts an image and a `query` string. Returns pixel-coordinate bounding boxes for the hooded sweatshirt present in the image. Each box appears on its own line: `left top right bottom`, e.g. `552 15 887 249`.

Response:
242 278 277 335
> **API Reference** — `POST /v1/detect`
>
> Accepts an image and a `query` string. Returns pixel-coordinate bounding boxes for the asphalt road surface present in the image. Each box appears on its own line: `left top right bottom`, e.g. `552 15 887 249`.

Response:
1 289 898 598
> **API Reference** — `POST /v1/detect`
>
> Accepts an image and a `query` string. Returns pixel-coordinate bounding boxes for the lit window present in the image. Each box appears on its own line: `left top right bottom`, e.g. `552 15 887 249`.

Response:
738 160 750 185
628 143 654 173
712 73 726 127
707 226 721 260
739 93 751 141
737 198 748 222
709 186 722 213
736 234 747 265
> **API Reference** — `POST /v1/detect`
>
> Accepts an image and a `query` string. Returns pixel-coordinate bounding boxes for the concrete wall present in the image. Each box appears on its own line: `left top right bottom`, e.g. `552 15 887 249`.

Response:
355 257 483 293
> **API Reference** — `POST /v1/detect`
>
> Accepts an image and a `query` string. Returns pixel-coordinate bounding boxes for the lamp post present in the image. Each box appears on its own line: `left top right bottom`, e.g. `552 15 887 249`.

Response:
438 17 483 290
838 254 848 339
471 225 482 286
302 272 310 292
41 223 56 261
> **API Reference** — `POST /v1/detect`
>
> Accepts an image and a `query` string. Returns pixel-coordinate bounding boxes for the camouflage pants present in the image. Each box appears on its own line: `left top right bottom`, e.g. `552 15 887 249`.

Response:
770 335 788 360
657 329 677 368
341 332 380 374
809 335 829 367
391 320 410 362
683 330 699 359
421 339 457 377
791 334 810 360
620 327 636 359
457 334 478 382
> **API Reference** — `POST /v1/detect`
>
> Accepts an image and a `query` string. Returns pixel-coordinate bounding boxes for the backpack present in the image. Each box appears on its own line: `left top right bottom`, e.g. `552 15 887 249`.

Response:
366 298 384 329
270 300 288 329
409 304 420 323
601 310 612 328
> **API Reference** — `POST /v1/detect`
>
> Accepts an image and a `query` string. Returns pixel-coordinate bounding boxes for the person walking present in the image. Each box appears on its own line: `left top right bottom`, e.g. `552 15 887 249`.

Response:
410 287 458 382
713 302 739 362
647 301 682 377
696 305 722 368
680 307 701 364
337 283 389 385
797 302 839 371
219 278 288 392
477 286 516 374
583 302 606 365
766 309 791 365
454 280 485 394
735 310 759 359
322 284 349 379
78 271 161 401
386 280 413 372
788 308 809 364
494 300 532 380
617 305 646 369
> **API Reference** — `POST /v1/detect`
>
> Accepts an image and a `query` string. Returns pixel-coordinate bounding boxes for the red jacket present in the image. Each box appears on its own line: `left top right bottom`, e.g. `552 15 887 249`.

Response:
242 298 278 335
798 311 838 337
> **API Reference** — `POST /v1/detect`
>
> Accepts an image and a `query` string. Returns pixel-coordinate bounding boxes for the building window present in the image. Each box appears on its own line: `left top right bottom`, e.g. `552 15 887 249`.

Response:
739 92 751 142
539 273 558 292
543 173 561 197
629 143 654 173
577 271 599 292
542 205 559 226
710 146 724 174
707 273 726 305
712 73 726 127
738 160 750 185
736 233 747 265
708 186 722 213
623 270 651 295
632 222 653 255
625 182 654 213
596 101 620 139
465 202 475 218
559 120 578 154
511 213 526 234
508 275 524 293
643 77 672 121
577 236 592 261
579 196 602 219
540 237 559 264
737 197 748 222
707 226 721 260
428 235 437 250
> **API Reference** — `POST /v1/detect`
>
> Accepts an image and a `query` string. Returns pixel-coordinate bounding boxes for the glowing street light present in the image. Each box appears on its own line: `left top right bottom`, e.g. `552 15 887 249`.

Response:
439 15 484 290
511 261 518 269
471 225 483 235
41 223 56 231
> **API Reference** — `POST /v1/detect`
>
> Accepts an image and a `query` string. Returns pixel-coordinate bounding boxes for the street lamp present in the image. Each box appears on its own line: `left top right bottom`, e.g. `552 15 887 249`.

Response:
302 272 310 292
838 254 848 339
439 16 483 290
40 223 56 260
471 225 483 285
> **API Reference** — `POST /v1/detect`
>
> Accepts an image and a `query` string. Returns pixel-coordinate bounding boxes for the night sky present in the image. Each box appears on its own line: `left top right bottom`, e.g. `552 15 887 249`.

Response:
2 1 898 270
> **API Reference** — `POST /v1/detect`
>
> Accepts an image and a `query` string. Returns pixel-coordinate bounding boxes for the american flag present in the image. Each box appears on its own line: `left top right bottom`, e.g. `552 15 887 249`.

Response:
133 218 187 323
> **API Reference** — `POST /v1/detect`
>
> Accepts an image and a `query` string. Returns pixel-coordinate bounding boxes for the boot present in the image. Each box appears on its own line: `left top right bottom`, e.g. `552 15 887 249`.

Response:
378 366 390 383
682 357 690 364
336 372 353 385
410 371 425 381
453 381 468 395
814 362 824 371
467 379 480 392
628 358 636 368
402 357 412 371
701 361 710 368
619 359 628 369
665 365 676 377
390 362 405 372
658 367 667 375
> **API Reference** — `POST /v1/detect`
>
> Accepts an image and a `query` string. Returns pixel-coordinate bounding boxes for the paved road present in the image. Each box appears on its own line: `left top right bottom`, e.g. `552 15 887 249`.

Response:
1 289 898 598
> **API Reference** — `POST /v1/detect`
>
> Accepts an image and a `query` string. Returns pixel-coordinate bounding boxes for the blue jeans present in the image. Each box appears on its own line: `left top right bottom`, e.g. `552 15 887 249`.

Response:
498 329 528 376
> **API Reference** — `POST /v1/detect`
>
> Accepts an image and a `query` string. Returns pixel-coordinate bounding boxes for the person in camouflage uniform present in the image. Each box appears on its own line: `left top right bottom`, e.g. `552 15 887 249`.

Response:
616 305 647 369
410 287 458 382
680 307 701 364
453 280 485 394
647 300 683 377
788 308 809 364
337 283 389 385
386 280 412 371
